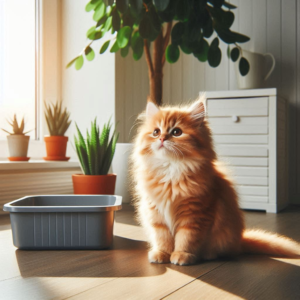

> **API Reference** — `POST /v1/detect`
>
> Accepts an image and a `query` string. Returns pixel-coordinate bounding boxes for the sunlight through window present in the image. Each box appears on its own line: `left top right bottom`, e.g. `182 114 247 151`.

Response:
0 0 36 138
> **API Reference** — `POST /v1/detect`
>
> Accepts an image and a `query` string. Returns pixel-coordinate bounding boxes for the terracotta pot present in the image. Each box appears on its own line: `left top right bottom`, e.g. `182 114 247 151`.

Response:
72 174 117 195
7 135 30 161
44 136 70 161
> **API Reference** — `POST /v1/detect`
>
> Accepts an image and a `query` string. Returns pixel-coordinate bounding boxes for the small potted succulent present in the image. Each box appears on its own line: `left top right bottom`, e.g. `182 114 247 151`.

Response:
1 114 32 161
73 118 119 195
44 101 71 161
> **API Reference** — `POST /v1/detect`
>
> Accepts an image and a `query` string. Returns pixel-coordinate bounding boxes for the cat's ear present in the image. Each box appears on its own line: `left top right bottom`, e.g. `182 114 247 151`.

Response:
146 101 160 119
189 100 206 123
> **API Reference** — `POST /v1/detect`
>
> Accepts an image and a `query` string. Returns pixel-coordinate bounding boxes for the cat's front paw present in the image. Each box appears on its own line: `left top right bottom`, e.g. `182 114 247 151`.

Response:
170 251 197 265
148 250 170 264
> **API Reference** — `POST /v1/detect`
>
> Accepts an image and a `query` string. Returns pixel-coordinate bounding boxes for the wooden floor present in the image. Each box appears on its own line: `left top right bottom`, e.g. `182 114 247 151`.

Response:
1 205 300 300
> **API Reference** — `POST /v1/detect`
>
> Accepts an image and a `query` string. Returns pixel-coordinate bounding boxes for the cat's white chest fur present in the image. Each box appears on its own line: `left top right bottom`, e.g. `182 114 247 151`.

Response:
149 158 188 184
156 200 173 234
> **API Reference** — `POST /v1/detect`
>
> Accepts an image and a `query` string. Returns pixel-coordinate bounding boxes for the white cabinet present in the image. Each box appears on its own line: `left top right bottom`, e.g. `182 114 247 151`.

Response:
204 88 287 213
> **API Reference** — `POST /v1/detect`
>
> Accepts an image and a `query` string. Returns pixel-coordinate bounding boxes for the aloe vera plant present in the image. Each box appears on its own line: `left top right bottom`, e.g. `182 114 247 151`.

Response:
1 114 32 135
44 101 71 136
74 118 119 175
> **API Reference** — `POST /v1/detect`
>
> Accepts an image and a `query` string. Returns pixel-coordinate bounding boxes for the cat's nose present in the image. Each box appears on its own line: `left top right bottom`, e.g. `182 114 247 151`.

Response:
160 136 167 143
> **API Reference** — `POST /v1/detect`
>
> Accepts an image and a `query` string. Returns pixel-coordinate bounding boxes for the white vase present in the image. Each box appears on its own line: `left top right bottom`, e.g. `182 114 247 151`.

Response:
111 143 133 204
7 135 30 157
235 50 276 89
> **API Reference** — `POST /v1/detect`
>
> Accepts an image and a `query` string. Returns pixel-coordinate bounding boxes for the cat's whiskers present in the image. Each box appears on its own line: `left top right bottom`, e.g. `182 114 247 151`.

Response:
165 142 183 159
163 142 178 158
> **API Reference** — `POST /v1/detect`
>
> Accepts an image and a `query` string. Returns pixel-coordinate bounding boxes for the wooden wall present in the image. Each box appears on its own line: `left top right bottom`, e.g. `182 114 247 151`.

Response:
115 0 300 204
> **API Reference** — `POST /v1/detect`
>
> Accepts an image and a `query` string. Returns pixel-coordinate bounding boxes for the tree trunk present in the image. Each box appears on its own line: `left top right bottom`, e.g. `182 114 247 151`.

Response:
149 31 164 106
144 22 172 107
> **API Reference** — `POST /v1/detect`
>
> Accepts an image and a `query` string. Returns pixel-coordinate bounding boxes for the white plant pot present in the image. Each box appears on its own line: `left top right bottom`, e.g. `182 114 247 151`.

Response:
111 143 133 204
7 135 30 158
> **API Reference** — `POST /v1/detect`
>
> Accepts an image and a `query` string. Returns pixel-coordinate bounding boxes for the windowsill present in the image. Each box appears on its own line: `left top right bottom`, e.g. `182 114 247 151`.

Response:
0 159 80 171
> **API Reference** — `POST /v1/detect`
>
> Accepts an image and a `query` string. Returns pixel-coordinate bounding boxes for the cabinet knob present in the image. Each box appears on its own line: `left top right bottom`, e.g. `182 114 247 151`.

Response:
232 115 239 123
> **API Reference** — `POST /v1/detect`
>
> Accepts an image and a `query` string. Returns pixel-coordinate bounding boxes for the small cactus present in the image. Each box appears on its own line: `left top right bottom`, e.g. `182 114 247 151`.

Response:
1 114 32 135
44 101 71 136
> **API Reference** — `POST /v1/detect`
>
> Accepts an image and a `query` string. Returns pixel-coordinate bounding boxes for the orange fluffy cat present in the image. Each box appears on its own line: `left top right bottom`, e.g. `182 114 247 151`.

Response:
131 97 300 265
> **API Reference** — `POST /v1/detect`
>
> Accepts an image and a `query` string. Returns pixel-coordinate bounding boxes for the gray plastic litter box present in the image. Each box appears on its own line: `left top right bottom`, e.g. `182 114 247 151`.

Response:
3 195 122 250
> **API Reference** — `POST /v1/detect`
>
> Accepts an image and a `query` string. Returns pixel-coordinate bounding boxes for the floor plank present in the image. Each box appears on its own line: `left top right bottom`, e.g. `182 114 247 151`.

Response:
0 205 300 300
164 256 300 300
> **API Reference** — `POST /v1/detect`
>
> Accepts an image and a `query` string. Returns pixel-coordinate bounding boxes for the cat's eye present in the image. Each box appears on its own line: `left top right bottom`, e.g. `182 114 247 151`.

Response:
153 128 161 137
172 128 182 137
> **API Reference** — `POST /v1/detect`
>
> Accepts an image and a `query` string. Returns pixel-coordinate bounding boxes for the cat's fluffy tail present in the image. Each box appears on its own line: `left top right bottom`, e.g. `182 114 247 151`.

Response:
241 229 300 257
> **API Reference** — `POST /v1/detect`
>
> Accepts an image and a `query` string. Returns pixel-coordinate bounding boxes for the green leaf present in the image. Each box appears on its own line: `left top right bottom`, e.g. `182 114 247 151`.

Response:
222 11 234 28
239 57 250 76
85 46 95 61
117 26 132 48
121 46 129 57
171 22 185 45
208 44 222 67
223 1 237 9
103 16 112 32
93 2 106 22
66 57 78 69
234 31 250 43
75 55 84 70
176 0 190 21
130 0 143 14
74 123 90 175
166 44 180 63
149 8 161 32
110 40 120 53
104 0 114 5
87 26 96 38
96 15 107 27
133 50 143 60
123 11 135 27
132 31 144 60
87 27 103 40
216 27 250 44
139 15 153 39
193 39 209 62
116 0 128 13
227 45 230 58
153 0 170 11
112 10 121 32
230 47 240 62
211 37 219 49
100 40 110 54
203 18 213 38
208 0 224 8
85 2 98 12
180 41 193 54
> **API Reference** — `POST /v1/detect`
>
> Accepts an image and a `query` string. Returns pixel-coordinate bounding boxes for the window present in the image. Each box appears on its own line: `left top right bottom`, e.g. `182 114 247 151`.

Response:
0 0 36 139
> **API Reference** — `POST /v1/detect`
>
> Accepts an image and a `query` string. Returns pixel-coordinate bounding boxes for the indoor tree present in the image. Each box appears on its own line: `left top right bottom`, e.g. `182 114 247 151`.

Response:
68 0 250 106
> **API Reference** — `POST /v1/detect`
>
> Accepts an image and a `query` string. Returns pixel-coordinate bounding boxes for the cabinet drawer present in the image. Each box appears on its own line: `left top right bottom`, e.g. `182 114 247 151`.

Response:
213 135 268 144
233 176 268 186
229 166 268 177
216 145 268 157
239 195 269 203
209 116 268 135
222 157 268 167
207 97 269 117
237 186 269 196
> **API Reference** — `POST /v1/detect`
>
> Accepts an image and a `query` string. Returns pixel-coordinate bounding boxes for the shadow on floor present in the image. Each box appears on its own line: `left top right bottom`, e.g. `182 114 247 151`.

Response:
195 255 300 300
15 236 166 278
15 234 300 299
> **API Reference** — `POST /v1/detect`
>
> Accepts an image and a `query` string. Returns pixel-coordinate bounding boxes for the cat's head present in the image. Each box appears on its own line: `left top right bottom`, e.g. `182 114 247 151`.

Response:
135 98 216 163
